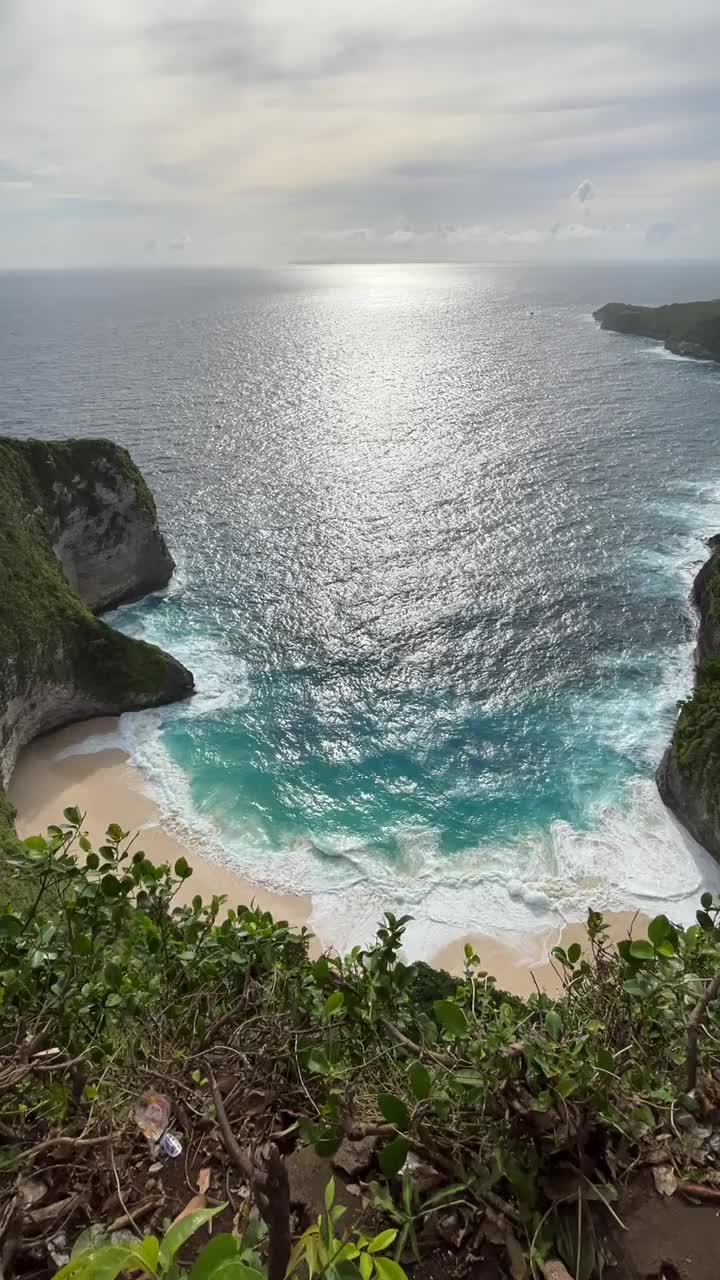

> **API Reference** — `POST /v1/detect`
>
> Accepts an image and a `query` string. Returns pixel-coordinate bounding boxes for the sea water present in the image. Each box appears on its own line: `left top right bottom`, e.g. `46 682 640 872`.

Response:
3 261 720 956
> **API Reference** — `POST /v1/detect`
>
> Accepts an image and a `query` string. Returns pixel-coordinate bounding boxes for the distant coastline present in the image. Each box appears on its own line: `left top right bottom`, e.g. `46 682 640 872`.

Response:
594 298 720 363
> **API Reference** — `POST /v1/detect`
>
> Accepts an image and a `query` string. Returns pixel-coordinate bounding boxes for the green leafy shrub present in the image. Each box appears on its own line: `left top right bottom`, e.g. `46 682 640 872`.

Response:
54 1183 408 1280
3 815 720 1278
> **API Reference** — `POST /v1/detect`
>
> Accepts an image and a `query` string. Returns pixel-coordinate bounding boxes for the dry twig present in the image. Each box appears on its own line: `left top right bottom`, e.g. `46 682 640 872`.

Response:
106 1197 164 1234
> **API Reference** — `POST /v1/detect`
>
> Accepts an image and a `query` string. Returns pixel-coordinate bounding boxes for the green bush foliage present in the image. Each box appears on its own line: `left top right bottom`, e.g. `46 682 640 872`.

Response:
2 816 720 1276
53 1182 406 1280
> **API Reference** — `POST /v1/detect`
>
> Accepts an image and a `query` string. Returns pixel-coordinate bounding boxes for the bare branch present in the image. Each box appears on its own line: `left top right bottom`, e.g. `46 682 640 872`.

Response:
260 1142 291 1280
382 1019 454 1068
686 971 720 1092
23 1133 112 1164
205 1062 257 1185
206 1062 289 1279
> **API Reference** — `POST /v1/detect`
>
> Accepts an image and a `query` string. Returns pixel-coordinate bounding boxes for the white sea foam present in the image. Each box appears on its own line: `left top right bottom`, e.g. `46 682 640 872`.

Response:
110 590 251 719
165 637 251 717
109 686 720 961
107 474 720 962
111 637 720 959
104 703 720 961
641 343 715 365
54 726 126 760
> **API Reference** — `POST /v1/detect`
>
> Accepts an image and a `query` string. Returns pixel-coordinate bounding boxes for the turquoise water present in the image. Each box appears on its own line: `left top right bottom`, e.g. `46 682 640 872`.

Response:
3 262 720 952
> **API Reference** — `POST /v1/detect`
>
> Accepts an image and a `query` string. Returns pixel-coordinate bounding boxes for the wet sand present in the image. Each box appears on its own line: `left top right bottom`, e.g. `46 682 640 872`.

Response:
8 719 314 935
9 717 650 996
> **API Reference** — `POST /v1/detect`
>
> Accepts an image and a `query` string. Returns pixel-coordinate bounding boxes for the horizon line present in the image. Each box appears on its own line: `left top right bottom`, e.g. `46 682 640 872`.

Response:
2 256 720 273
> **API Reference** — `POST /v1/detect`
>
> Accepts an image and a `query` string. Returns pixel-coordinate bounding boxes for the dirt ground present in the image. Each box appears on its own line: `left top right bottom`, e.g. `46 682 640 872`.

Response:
602 1171 720 1280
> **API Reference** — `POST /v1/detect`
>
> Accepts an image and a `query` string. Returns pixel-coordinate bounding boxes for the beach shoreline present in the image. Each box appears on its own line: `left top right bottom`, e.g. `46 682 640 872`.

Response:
8 718 315 940
8 716 649 997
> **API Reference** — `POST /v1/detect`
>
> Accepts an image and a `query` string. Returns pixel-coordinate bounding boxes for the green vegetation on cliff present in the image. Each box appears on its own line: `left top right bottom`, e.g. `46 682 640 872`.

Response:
0 792 19 886
2 816 720 1279
664 545 720 843
0 440 176 697
594 299 720 361
0 437 193 877
9 437 156 523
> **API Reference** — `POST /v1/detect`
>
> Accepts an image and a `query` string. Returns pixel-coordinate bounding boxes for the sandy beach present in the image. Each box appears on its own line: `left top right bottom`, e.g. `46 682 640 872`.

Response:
8 716 649 996
8 718 314 936
433 911 649 997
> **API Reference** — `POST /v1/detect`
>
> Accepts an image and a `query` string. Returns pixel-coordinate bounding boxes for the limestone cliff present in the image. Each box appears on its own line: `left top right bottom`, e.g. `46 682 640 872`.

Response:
18 438 177 612
657 540 720 861
0 437 193 862
594 300 720 363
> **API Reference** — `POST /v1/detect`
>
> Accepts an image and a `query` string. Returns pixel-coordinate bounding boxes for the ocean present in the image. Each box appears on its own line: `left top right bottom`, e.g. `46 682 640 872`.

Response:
3 261 720 956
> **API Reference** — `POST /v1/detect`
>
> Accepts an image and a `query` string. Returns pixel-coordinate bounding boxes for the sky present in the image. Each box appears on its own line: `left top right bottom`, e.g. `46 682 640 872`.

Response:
1 0 719 267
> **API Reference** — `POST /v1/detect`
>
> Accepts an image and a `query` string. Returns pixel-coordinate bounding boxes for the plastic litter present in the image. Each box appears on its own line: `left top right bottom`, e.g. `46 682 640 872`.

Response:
160 1132 183 1158
134 1092 171 1143
134 1091 182 1157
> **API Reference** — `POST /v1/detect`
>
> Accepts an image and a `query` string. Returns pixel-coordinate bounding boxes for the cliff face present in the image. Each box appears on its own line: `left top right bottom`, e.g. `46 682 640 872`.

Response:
0 437 193 794
18 439 177 612
657 541 720 861
594 300 720 364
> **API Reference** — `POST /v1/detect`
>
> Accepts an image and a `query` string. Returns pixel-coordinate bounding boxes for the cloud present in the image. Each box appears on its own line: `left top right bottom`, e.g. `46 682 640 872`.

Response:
387 227 418 244
645 219 675 243
441 223 492 243
571 179 595 203
550 221 602 239
0 1 719 264
0 157 61 189
308 220 611 249
307 226 376 242
147 162 203 188
492 227 547 244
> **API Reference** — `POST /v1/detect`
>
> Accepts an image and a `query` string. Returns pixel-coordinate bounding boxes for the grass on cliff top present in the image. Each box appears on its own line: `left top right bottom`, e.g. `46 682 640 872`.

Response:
2 813 720 1280
13 436 157 521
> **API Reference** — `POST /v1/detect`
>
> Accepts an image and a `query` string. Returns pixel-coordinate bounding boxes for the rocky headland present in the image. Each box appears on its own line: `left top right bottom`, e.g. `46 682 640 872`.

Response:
592 299 720 855
594 299 720 362
0 436 193 862
657 538 720 859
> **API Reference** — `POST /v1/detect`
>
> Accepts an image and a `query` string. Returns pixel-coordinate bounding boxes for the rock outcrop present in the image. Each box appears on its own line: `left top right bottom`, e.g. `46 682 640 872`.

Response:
657 540 720 861
594 300 720 364
19 438 177 612
0 437 193 854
